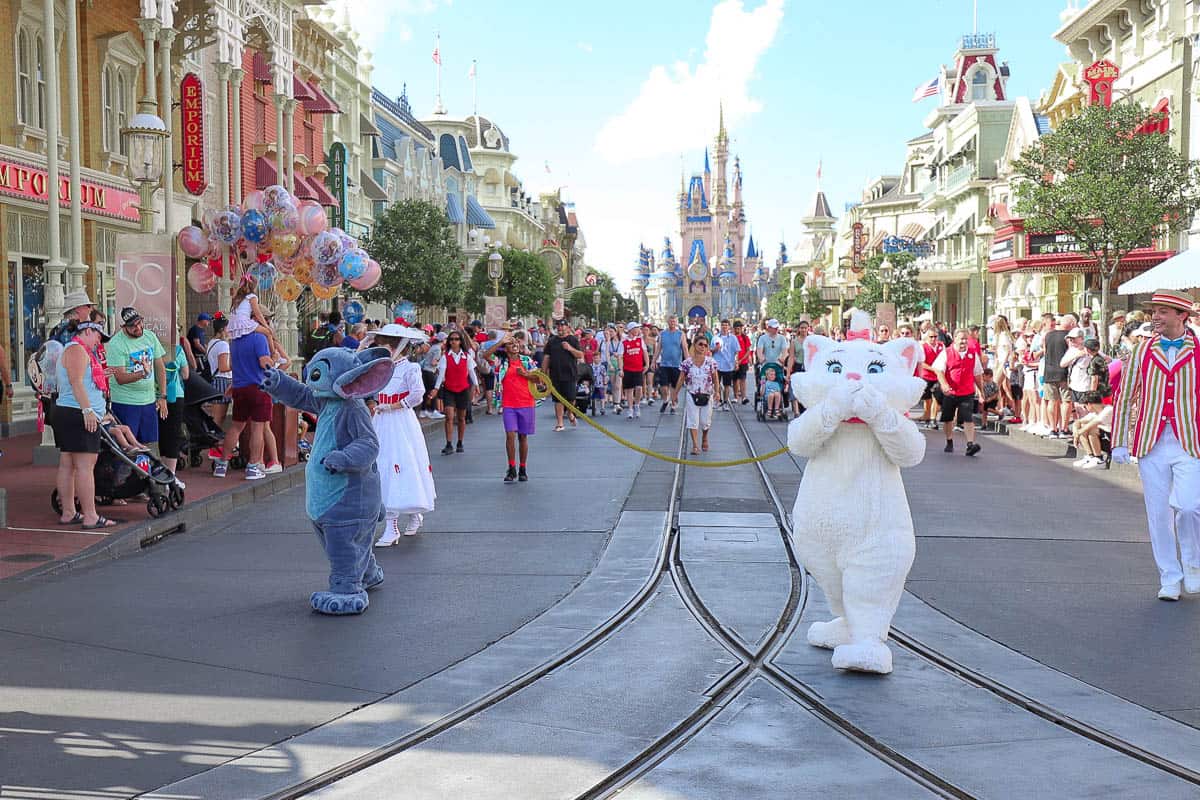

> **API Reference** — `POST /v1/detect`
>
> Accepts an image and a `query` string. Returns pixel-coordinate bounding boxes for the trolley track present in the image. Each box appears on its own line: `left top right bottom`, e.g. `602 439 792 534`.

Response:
749 409 1200 792
240 417 688 799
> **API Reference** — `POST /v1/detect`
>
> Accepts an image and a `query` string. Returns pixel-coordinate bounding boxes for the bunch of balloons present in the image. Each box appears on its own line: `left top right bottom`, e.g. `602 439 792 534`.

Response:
178 184 383 299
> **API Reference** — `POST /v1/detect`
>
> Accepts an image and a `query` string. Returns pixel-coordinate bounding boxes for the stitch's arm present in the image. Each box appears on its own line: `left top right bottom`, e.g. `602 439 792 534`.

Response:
261 368 321 415
321 405 379 473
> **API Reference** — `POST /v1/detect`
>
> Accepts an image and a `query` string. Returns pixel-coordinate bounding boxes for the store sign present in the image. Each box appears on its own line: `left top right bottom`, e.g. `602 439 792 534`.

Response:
180 72 207 196
989 238 1014 261
852 222 864 270
881 235 933 257
0 157 139 222
327 142 347 229
115 233 176 344
1028 233 1083 255
1083 59 1119 108
483 296 507 329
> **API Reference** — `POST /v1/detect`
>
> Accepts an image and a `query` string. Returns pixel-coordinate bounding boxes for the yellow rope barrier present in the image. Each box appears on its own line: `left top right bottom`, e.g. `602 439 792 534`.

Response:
525 369 789 468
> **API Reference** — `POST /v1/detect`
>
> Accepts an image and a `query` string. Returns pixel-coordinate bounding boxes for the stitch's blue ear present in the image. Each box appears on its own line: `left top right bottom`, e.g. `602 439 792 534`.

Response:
334 350 393 399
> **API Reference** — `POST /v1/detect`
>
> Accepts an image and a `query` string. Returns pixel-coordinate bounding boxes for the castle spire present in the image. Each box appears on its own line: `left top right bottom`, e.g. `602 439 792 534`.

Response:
718 100 727 144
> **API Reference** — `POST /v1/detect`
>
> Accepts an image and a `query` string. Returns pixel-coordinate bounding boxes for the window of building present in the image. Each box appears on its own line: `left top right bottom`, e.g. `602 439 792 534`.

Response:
34 33 46 129
16 27 31 125
97 33 143 163
971 68 990 101
255 97 267 140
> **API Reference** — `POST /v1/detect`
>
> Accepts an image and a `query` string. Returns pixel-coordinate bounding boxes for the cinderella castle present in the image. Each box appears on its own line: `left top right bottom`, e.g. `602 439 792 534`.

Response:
630 108 772 323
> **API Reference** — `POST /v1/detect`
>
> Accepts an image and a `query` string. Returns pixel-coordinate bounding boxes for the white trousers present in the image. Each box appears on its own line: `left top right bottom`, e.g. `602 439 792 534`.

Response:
1137 426 1200 585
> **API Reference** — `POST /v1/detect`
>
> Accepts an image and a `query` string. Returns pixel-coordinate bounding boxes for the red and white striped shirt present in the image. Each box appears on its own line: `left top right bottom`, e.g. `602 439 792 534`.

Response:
1111 332 1200 458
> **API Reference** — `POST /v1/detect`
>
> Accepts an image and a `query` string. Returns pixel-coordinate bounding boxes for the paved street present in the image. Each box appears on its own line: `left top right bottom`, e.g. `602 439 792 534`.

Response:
3 400 1200 799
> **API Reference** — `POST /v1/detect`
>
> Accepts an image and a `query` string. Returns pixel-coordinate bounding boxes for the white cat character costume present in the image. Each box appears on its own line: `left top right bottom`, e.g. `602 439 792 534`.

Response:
369 324 436 546
787 310 926 674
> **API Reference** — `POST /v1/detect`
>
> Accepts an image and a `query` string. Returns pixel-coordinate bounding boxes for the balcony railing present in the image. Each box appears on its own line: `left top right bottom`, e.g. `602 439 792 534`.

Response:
944 163 977 193
921 180 941 202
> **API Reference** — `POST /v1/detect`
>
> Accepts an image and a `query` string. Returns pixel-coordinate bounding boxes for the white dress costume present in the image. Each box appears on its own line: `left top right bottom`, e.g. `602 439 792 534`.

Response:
374 357 436 520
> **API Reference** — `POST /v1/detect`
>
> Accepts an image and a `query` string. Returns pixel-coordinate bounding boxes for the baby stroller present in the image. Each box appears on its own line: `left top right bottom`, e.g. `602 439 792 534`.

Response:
755 361 790 422
574 362 594 416
180 372 225 469
51 425 184 519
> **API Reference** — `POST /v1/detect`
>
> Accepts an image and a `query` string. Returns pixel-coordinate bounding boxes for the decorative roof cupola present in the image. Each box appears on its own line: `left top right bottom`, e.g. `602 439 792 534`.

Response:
946 32 1009 105
718 233 738 284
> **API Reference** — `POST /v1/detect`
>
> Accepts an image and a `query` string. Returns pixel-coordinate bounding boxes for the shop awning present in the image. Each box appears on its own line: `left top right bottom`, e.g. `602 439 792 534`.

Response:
941 214 973 239
302 81 341 114
292 76 316 101
254 156 279 189
360 113 380 137
360 169 388 202
901 222 926 239
465 194 496 229
1118 247 1197 294
293 174 318 201
307 175 339 207
252 52 272 83
868 229 889 250
446 194 465 224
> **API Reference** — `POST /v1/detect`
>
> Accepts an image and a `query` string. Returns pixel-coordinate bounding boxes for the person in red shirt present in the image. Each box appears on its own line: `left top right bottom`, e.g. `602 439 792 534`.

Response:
733 320 753 405
433 331 479 455
619 321 647 419
580 328 599 366
931 329 985 456
499 333 537 482
966 325 988 368
916 327 944 428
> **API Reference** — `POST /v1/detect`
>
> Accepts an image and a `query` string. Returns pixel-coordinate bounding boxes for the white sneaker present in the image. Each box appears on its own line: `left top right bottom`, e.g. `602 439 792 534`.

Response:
1159 581 1182 601
627 411 634 419
1072 457 1090 467
428 410 446 420
263 461 283 474
634 407 641 418
173 477 187 490
1080 457 1104 469
1183 571 1200 594
418 410 428 419
404 513 424 536
245 463 266 481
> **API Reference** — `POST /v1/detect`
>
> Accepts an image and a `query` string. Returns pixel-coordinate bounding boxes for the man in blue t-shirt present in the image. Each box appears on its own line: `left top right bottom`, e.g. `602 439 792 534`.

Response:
712 318 742 410
215 331 273 480
655 315 685 414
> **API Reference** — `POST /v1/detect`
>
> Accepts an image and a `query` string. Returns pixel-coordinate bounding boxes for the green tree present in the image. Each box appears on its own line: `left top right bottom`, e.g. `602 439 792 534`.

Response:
1013 101 1200 349
853 252 925 317
463 248 555 318
563 270 638 323
361 199 464 309
764 269 830 323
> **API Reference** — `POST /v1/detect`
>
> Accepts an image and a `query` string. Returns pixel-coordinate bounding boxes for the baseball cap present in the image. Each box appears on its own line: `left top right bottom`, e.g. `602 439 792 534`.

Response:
766 318 780 328
1066 327 1085 338
1133 322 1153 338
625 321 640 332
1083 337 1100 349
120 306 142 326
197 312 213 321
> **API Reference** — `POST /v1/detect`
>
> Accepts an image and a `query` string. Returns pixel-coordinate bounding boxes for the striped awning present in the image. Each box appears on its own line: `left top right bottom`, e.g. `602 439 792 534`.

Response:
254 156 278 189
446 194 465 224
360 169 387 202
465 194 496 229
293 174 318 201
868 229 889 250
302 81 341 114
901 222 926 239
292 76 316 101
308 176 338 207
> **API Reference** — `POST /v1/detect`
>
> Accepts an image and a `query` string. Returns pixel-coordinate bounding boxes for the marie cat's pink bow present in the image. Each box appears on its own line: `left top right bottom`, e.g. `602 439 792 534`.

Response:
845 329 872 341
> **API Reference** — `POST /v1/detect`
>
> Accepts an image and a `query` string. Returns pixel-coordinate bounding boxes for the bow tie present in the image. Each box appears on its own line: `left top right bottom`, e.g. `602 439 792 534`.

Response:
1161 337 1186 351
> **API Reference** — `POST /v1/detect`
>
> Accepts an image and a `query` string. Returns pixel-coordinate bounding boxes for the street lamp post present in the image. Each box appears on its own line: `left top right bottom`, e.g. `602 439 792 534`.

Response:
122 97 169 234
592 289 601 328
487 250 504 297
975 220 996 344
610 295 618 324
879 257 894 302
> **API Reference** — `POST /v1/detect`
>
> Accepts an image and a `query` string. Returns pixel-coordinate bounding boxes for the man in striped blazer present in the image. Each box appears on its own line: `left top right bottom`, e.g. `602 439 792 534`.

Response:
1112 288 1200 601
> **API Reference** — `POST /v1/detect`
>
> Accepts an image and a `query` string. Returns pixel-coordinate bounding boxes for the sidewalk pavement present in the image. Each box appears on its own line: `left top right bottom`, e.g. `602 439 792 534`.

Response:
0 412 451 582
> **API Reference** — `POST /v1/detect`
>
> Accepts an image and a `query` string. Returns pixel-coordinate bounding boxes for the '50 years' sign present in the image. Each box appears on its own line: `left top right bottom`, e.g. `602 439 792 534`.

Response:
115 233 176 345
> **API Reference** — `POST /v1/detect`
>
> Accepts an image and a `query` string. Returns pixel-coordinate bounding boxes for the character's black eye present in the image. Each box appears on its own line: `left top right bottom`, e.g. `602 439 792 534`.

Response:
309 367 322 382
825 359 843 374
867 360 886 374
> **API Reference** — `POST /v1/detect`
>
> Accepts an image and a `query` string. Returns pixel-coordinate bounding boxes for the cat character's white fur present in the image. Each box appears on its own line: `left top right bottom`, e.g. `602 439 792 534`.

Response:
787 314 926 674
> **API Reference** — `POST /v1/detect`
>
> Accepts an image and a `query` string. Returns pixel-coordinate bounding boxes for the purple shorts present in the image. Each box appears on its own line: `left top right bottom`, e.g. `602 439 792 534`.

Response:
503 406 536 435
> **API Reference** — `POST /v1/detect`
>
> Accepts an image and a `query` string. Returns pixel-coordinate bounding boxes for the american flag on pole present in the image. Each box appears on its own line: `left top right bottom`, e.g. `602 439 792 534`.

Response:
432 45 441 65
468 60 476 78
912 76 939 102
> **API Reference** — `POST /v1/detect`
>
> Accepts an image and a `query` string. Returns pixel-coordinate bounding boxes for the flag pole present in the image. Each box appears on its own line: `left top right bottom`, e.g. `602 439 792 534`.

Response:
433 31 445 114
471 59 478 116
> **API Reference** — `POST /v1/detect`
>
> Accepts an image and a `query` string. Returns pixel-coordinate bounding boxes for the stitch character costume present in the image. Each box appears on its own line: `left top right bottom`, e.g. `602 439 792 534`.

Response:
261 346 394 615
786 310 926 673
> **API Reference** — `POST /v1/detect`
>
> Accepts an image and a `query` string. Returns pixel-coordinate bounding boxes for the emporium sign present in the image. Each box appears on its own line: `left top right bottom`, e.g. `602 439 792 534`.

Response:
0 156 139 222
181 72 207 196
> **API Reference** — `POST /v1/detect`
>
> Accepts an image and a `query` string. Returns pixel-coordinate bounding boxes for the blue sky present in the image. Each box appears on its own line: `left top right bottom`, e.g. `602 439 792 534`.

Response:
334 0 1076 288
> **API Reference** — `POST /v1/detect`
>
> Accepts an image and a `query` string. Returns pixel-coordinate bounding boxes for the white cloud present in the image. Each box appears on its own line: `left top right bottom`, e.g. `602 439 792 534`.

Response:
594 0 785 164
323 0 449 51
577 41 594 54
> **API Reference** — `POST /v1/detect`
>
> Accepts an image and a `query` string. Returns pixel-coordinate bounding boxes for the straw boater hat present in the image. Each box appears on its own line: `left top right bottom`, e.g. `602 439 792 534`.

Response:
363 322 428 346
1143 288 1195 312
